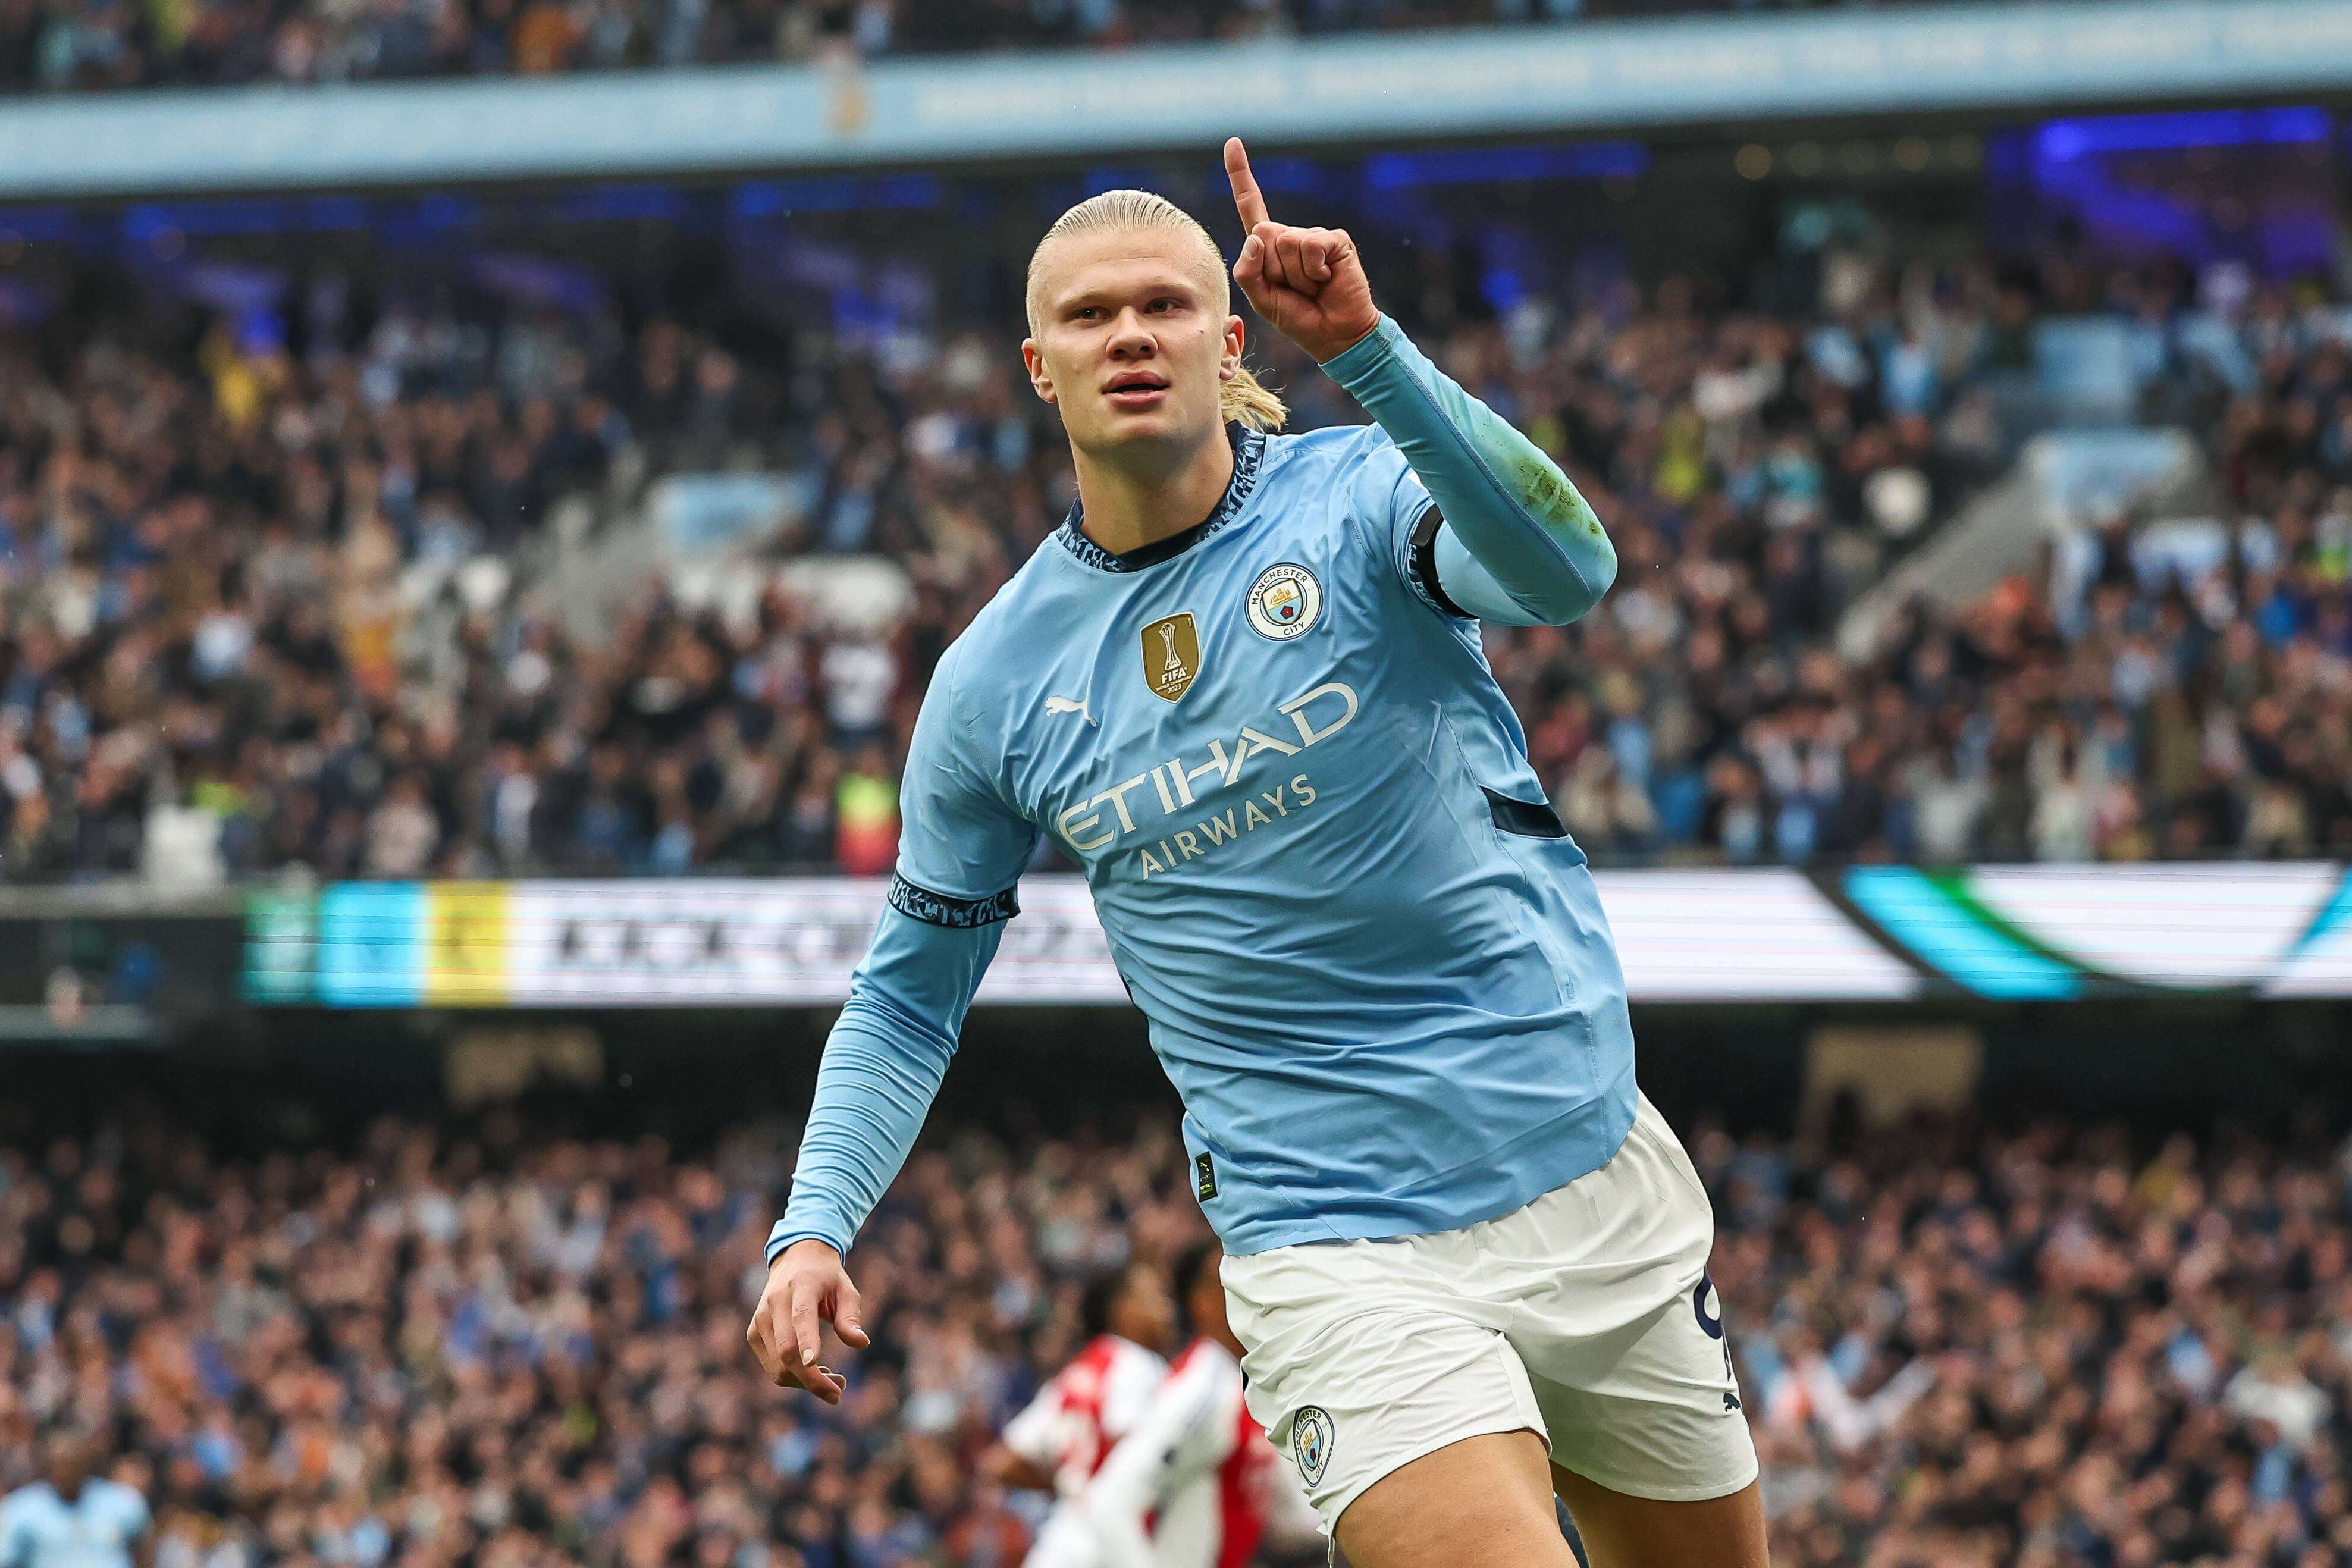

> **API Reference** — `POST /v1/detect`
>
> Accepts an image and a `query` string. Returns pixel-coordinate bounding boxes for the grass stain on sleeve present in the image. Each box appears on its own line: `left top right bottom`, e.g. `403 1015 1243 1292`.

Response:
1513 453 1603 536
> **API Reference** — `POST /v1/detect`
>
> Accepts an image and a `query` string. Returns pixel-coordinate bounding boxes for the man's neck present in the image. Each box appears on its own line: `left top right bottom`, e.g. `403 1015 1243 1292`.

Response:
1071 425 1236 559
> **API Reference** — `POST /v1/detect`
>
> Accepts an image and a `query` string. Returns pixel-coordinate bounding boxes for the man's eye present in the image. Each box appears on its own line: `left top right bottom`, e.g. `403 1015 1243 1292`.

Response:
1075 307 1100 321
1147 299 1177 313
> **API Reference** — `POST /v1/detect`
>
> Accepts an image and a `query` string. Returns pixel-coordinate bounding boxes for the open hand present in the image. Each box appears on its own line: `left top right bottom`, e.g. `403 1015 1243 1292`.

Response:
1225 136 1380 365
747 1238 870 1406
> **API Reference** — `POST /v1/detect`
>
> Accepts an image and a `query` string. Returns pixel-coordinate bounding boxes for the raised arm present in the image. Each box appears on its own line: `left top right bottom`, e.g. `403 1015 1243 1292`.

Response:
1321 316 1616 626
747 640 1038 1404
1224 135 1615 628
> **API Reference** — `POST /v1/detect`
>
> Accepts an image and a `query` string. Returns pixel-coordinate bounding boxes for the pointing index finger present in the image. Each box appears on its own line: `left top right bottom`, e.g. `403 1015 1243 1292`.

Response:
1225 137 1269 234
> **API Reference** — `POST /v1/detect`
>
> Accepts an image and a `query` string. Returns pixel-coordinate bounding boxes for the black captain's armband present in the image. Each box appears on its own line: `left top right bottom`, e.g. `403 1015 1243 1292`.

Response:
1407 504 1471 619
1482 787 1567 839
886 874 1021 929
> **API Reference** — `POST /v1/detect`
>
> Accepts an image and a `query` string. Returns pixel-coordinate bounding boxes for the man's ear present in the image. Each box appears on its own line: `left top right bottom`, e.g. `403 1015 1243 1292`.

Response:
1021 338 1058 405
1219 315 1244 384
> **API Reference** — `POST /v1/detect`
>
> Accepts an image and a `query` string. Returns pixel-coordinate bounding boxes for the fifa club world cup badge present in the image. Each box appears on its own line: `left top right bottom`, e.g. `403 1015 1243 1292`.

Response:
1292 1405 1335 1488
1246 562 1322 641
1143 612 1200 702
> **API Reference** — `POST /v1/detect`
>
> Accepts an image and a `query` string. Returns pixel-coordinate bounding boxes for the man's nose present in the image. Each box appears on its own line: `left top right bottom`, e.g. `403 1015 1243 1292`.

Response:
1106 309 1158 353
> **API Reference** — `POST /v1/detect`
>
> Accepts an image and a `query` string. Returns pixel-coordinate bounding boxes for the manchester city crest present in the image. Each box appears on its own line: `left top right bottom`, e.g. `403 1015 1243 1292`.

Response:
1291 1404 1335 1488
1246 562 1322 641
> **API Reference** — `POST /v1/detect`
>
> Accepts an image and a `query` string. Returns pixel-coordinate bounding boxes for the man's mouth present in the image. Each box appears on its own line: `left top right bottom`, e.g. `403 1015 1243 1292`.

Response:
1103 374 1170 407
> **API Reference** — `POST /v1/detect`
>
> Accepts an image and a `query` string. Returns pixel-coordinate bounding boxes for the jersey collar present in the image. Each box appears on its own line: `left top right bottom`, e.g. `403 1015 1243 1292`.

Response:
1053 424 1266 573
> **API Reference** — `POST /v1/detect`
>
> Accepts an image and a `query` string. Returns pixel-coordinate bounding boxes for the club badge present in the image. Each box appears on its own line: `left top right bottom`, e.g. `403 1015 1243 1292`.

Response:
1246 562 1322 641
1292 1405 1335 1488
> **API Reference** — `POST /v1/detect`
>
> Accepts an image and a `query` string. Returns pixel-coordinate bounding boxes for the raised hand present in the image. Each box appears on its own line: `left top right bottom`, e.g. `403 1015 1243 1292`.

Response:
1225 136 1380 365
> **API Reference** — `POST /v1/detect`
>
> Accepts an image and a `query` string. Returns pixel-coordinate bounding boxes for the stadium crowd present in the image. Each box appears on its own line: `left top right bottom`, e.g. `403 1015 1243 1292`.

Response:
0 1097 2345 1568
1 0 2117 94
0 227 2345 882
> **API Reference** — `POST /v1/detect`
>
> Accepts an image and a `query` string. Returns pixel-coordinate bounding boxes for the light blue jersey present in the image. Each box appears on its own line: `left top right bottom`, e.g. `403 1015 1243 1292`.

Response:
0 1482 149 1568
773 316 1635 1258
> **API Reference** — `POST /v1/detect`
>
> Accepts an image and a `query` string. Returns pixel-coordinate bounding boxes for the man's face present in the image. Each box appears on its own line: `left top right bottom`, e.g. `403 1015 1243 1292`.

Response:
1024 227 1243 461
44 1435 92 1497
1110 1263 1177 1352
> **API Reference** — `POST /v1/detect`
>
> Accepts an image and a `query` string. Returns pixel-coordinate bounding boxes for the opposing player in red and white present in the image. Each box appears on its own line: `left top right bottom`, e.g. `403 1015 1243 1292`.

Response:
983 1262 1176 1567
1069 1241 1321 1568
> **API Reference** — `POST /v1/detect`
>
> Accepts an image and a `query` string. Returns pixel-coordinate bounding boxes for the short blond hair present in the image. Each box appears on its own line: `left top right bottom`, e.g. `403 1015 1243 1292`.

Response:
1025 188 1288 434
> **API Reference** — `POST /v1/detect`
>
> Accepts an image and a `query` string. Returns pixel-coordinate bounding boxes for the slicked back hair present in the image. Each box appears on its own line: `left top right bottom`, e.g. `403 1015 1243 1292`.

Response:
1025 188 1287 433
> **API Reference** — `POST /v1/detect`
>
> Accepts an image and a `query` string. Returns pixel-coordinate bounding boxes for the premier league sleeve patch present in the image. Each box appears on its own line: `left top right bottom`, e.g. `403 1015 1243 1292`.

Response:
1246 562 1324 641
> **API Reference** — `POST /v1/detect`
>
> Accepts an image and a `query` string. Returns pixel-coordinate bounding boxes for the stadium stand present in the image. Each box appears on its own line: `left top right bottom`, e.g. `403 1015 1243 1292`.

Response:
0 0 2118 93
0 221 2342 882
0 1097 2344 1568
0 0 2345 1563
0 19 2344 1568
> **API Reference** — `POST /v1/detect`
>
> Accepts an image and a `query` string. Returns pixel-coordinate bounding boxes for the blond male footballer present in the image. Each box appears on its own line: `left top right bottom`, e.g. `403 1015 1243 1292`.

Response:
748 139 1769 1568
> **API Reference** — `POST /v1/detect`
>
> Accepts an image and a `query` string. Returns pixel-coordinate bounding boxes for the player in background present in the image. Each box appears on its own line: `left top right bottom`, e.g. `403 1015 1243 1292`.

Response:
1070 1240 1321 1568
749 136 1767 1568
0 1432 151 1568
982 1262 1177 1567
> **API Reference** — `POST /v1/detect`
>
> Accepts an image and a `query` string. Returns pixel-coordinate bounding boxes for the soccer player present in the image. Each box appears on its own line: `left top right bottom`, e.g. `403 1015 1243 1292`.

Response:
983 1262 1176 1567
0 1432 150 1568
1065 1241 1320 1568
748 136 1767 1568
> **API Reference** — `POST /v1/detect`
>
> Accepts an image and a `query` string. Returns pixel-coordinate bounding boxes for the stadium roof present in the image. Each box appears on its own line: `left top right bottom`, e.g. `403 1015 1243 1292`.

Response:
0 0 2347 198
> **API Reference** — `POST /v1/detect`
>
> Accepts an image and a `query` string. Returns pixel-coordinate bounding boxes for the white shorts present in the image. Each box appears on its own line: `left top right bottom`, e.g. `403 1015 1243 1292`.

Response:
1221 1093 1758 1534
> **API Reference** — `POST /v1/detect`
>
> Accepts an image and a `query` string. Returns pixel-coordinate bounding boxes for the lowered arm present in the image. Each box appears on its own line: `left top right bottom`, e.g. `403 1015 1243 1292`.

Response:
766 906 1007 1262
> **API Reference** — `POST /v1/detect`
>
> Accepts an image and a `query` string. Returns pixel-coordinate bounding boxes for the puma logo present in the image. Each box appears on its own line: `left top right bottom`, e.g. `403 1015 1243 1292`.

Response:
1044 695 1095 725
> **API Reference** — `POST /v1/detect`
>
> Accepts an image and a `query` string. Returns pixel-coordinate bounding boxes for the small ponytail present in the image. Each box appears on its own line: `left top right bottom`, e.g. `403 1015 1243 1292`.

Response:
1221 363 1288 432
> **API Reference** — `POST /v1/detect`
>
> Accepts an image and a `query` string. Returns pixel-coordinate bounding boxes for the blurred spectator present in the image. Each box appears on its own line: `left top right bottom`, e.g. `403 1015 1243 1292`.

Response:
0 0 2121 94
0 232 2346 883
0 1099 2345 1567
0 1430 151 1568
